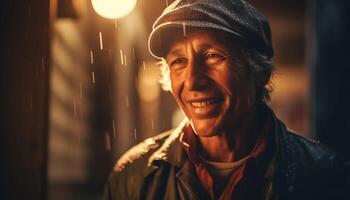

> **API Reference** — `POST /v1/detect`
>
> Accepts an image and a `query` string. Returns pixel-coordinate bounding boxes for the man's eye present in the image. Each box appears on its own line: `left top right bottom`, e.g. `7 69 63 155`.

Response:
170 58 187 68
204 52 224 59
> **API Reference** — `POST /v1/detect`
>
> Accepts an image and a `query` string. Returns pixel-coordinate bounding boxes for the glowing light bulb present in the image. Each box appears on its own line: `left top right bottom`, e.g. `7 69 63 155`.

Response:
91 0 137 19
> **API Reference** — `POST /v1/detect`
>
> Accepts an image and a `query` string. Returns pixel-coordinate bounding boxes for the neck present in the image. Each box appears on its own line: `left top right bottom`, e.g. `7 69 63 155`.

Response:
197 105 261 163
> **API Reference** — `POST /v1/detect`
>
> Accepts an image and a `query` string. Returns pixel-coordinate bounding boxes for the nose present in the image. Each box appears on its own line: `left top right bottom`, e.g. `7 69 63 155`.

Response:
184 57 209 91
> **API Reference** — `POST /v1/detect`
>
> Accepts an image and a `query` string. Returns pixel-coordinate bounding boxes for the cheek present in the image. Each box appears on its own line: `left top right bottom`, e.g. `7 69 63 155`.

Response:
170 72 184 103
208 68 237 97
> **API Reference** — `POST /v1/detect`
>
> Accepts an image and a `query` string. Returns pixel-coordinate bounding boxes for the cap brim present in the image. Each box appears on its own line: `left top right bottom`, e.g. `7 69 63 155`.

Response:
148 21 244 59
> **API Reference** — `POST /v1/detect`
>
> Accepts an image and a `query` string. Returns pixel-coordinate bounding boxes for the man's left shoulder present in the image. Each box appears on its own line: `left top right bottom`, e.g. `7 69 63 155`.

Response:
103 130 175 200
285 130 348 175
283 131 350 199
113 130 173 172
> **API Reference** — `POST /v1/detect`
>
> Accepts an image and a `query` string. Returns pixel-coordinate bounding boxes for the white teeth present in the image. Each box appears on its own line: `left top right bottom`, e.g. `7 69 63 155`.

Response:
190 100 216 108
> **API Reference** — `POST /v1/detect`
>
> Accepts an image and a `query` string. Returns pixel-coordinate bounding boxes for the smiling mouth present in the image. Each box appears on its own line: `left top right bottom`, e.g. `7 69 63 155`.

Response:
189 98 223 108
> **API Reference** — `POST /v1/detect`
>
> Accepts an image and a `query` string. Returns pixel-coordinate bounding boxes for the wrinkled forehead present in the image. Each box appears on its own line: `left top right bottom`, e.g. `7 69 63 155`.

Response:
159 27 244 58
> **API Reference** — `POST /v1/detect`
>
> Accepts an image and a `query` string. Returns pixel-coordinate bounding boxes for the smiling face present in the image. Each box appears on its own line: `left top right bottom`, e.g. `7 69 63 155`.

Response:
165 30 257 137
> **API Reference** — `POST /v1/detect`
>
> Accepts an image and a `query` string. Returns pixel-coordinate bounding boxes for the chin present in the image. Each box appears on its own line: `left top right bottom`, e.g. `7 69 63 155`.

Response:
190 117 223 137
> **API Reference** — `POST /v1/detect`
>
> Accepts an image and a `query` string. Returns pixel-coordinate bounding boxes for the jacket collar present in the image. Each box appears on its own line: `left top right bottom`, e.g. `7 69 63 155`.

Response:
260 108 299 198
147 106 299 197
148 105 274 168
272 116 298 195
148 117 188 168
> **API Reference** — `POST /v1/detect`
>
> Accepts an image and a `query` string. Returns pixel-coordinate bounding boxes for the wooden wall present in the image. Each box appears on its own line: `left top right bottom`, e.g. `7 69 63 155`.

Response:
0 0 51 199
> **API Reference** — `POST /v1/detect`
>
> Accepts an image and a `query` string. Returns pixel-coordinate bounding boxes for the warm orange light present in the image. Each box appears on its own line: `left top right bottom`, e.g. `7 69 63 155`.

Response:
137 63 160 103
91 0 137 19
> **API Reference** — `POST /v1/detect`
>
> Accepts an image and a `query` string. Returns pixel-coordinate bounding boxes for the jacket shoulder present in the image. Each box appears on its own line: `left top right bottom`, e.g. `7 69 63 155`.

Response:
113 130 172 172
103 130 173 200
286 130 346 172
282 131 350 199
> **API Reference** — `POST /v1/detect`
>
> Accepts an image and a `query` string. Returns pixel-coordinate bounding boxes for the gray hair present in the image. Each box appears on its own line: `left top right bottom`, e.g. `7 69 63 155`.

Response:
242 48 274 102
158 59 172 92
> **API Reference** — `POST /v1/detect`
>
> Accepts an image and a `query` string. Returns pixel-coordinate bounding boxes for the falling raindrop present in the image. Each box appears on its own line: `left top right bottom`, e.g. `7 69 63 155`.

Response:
120 49 124 65
73 100 77 118
151 119 154 130
182 22 187 37
112 119 116 138
92 72 96 83
41 57 45 72
165 0 169 7
114 19 118 30
143 61 146 70
79 108 83 128
124 54 127 66
134 128 137 140
99 32 104 50
105 131 111 151
29 6 32 17
90 50 94 64
132 48 136 60
125 95 130 107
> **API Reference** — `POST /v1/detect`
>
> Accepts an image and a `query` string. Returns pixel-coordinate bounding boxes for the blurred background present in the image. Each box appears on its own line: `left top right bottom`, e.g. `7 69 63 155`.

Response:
1 0 350 199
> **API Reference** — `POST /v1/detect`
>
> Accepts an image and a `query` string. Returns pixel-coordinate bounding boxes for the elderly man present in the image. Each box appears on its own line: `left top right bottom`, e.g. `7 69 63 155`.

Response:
103 0 349 199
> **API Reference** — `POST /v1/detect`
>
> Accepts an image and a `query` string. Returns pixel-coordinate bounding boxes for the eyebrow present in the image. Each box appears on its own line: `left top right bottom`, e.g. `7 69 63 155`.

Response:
197 43 216 50
167 43 219 57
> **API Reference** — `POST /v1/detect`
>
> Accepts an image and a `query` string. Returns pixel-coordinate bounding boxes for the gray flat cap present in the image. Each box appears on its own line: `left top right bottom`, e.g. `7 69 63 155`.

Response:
148 0 273 59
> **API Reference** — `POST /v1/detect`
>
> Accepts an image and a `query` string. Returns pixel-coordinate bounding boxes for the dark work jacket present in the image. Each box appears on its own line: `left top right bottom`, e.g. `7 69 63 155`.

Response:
103 113 349 200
